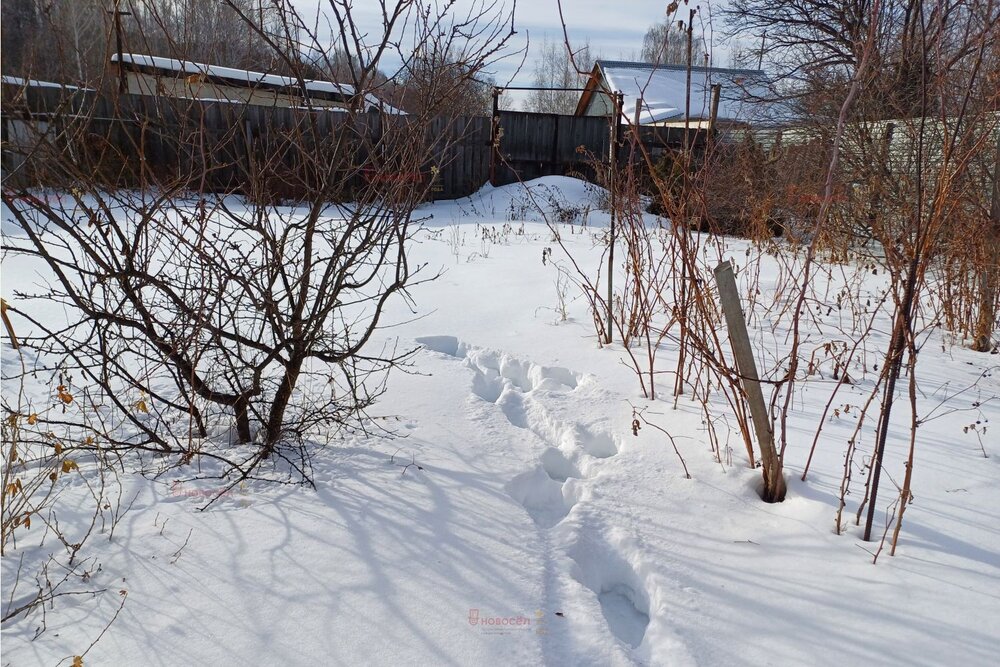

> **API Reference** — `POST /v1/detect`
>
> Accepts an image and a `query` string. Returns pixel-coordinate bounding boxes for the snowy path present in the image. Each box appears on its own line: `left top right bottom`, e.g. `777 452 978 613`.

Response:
417 335 694 666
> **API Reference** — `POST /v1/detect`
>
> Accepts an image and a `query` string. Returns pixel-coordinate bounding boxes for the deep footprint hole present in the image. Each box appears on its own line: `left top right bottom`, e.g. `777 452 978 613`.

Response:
598 584 650 649
415 335 461 357
471 372 501 403
540 448 580 482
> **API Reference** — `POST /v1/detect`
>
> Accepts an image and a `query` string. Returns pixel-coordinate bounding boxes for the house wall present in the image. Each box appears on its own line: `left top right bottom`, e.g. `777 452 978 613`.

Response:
583 88 614 117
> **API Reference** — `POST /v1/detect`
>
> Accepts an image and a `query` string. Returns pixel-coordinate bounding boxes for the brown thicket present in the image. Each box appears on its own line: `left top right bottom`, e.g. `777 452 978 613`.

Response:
549 0 998 530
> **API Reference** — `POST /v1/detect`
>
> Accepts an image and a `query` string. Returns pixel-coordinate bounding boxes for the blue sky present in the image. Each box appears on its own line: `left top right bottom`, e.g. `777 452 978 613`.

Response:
291 1 734 92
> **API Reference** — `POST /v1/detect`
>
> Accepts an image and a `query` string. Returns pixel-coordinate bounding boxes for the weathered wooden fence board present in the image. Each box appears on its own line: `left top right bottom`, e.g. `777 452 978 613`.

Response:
493 110 700 187
2 84 704 199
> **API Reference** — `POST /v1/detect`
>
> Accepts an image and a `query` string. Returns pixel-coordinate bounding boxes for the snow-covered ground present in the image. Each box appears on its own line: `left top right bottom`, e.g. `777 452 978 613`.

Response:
3 177 999 666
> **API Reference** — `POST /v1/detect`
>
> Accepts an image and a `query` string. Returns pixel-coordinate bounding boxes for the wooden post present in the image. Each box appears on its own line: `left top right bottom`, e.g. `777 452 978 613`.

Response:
973 134 1000 352
550 112 560 176
714 260 786 502
707 83 721 138
109 1 132 95
489 87 500 186
605 92 623 345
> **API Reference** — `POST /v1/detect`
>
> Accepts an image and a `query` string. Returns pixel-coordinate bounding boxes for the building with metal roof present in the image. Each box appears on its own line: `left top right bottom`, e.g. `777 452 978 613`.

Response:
110 53 403 114
575 60 774 128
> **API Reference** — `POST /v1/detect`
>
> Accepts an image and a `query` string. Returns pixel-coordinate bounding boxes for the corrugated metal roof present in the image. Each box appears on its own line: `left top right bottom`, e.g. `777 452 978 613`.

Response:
585 60 776 126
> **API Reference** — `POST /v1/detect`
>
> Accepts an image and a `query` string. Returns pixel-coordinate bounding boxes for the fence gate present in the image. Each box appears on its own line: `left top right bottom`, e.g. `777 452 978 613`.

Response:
491 110 614 186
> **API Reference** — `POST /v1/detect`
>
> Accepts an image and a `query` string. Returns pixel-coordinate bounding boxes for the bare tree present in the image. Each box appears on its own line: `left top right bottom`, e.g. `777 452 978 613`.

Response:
124 0 301 73
1 0 39 74
523 37 594 114
641 15 705 66
395 40 494 116
0 0 304 84
0 0 112 84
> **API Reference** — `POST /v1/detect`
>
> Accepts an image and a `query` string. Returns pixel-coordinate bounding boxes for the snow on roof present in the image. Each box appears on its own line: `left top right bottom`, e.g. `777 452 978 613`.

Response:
1 75 83 90
594 61 775 125
111 53 404 114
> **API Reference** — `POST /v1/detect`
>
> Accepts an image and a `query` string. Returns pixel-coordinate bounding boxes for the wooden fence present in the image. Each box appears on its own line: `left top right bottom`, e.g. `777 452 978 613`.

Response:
2 84 703 200
493 110 701 186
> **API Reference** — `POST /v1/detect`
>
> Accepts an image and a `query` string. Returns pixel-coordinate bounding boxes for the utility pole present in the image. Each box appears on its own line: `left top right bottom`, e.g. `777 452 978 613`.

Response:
108 1 132 95
757 32 766 70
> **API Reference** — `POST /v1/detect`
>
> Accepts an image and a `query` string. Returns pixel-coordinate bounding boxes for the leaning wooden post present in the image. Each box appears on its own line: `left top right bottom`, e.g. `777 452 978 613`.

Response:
714 260 786 502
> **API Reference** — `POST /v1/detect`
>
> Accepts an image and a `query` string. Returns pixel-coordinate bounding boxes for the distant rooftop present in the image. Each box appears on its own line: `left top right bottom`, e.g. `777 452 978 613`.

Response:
111 53 403 114
579 59 779 125
1 75 83 90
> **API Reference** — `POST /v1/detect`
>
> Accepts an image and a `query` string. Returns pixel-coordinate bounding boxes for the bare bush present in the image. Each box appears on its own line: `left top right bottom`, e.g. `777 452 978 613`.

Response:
2 0 516 479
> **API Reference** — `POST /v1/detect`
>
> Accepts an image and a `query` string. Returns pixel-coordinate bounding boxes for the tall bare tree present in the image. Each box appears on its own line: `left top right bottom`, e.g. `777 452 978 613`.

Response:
641 16 705 66
523 37 594 114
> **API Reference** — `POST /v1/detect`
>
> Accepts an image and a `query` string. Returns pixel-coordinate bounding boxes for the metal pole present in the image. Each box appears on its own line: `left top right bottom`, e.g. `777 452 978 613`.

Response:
674 9 696 397
605 92 623 345
683 9 695 155
864 263 917 540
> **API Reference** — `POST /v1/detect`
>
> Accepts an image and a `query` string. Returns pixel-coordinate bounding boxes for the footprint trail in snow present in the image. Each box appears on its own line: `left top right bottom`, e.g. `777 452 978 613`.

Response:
417 335 655 657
